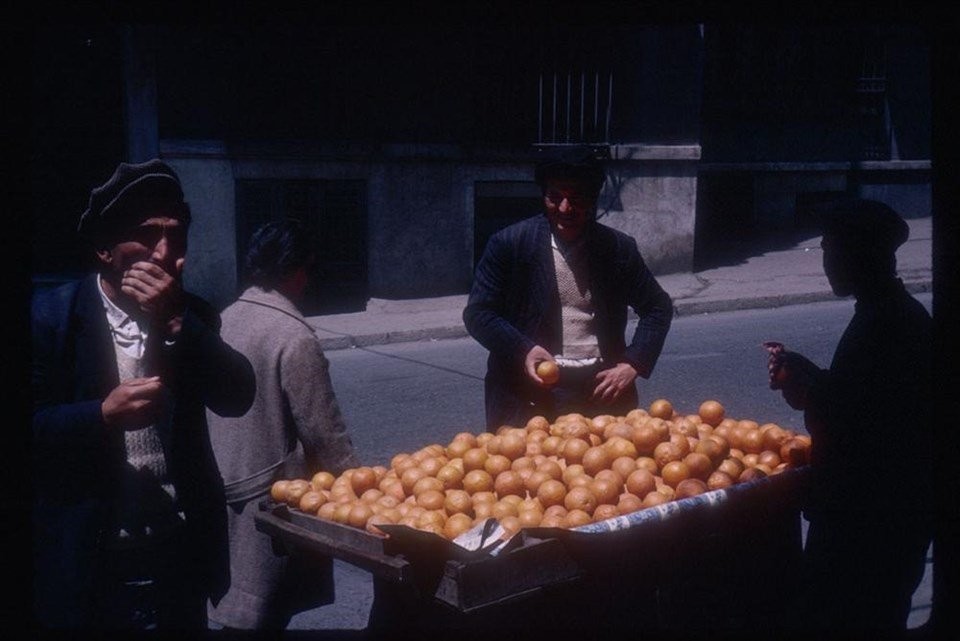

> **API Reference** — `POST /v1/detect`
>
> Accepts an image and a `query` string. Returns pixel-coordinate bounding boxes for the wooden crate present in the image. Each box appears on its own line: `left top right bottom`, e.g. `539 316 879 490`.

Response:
255 466 809 631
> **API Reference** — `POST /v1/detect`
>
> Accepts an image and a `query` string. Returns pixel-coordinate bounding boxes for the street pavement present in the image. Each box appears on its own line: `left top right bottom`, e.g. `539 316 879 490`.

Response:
306 216 933 351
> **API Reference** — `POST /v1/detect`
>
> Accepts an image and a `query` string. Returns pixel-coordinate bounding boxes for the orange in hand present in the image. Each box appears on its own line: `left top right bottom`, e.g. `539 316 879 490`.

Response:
536 360 560 386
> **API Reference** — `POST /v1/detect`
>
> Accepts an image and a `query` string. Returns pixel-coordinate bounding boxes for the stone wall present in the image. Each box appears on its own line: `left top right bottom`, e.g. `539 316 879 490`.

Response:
166 154 237 309
161 142 702 307
603 145 701 275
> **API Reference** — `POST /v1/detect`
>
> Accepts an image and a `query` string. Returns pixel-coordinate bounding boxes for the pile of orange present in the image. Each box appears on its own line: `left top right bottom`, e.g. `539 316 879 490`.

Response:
270 399 811 541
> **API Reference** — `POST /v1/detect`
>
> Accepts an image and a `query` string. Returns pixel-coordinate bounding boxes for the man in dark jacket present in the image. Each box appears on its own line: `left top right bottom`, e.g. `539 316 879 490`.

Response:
31 159 255 629
463 147 673 430
767 198 932 634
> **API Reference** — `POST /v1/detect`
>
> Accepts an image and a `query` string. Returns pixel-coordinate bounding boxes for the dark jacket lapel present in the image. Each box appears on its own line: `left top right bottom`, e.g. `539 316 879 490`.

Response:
73 275 119 401
530 216 557 314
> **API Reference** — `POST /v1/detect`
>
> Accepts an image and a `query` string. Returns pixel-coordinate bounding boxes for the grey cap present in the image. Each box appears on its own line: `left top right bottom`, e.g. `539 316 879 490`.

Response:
77 159 190 239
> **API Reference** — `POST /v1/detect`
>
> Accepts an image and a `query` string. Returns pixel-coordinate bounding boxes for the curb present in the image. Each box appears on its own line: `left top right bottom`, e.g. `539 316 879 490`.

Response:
313 278 932 352
673 279 931 317
315 325 471 351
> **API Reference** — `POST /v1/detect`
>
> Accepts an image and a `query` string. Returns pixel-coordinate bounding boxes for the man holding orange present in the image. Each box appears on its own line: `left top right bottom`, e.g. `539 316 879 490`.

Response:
463 146 673 430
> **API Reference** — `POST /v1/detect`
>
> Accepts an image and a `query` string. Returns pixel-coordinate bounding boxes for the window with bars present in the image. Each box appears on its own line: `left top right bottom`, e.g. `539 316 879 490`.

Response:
536 71 614 145
856 38 892 160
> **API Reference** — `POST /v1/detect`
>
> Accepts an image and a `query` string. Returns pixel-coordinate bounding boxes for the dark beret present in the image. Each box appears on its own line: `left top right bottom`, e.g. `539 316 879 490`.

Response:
534 145 609 195
77 159 190 239
818 198 910 253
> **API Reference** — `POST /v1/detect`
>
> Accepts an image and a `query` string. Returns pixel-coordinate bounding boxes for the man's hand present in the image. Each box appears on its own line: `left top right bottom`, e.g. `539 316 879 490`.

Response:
591 362 638 404
101 377 166 430
121 258 186 336
765 342 820 410
524 345 556 387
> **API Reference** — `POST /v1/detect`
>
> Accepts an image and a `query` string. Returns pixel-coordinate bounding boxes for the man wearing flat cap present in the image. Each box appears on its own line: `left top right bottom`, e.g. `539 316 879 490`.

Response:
31 159 255 629
463 146 673 430
766 198 932 633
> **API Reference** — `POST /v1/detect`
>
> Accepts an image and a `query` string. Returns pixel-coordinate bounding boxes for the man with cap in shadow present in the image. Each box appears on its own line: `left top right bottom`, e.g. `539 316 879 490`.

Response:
31 159 255 629
463 146 673 430
767 198 932 635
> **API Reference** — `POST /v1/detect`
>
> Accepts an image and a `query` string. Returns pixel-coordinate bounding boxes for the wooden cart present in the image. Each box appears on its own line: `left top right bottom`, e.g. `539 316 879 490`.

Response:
255 467 809 636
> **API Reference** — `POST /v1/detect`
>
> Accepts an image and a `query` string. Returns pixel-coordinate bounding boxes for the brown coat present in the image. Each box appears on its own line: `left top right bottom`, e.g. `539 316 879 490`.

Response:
206 286 358 628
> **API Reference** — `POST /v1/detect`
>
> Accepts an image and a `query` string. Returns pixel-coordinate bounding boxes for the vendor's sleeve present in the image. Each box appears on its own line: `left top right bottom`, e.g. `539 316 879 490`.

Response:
463 231 537 363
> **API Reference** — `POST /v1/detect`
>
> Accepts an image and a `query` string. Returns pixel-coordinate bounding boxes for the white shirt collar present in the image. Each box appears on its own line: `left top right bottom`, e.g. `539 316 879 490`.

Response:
98 275 148 354
98 275 129 328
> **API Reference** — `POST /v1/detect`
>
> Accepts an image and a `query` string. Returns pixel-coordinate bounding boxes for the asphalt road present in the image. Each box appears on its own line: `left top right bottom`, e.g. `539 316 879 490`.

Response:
287 294 934 631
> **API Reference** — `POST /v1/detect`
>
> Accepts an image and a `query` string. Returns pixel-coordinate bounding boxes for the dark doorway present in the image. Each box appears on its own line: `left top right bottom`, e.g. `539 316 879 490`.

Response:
235 179 368 315
473 182 541 267
795 190 846 232
693 171 756 271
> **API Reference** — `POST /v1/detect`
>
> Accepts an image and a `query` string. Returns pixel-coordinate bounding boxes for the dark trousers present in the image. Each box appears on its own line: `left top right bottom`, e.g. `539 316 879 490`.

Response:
801 515 930 635
549 362 636 419
93 528 206 630
486 362 639 431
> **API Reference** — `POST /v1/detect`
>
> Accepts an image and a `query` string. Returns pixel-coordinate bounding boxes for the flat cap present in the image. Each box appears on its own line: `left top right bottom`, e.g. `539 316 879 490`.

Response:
77 159 190 239
818 198 910 253
534 145 609 195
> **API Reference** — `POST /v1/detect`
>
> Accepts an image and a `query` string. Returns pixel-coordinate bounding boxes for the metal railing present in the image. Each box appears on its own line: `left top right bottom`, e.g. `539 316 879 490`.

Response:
537 71 613 145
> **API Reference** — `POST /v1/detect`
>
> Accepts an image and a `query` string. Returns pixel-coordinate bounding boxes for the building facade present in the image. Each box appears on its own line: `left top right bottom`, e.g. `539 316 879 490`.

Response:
31 23 930 312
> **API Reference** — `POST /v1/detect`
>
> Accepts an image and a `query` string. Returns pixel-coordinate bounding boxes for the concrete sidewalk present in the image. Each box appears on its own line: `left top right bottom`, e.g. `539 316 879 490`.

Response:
307 217 933 351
